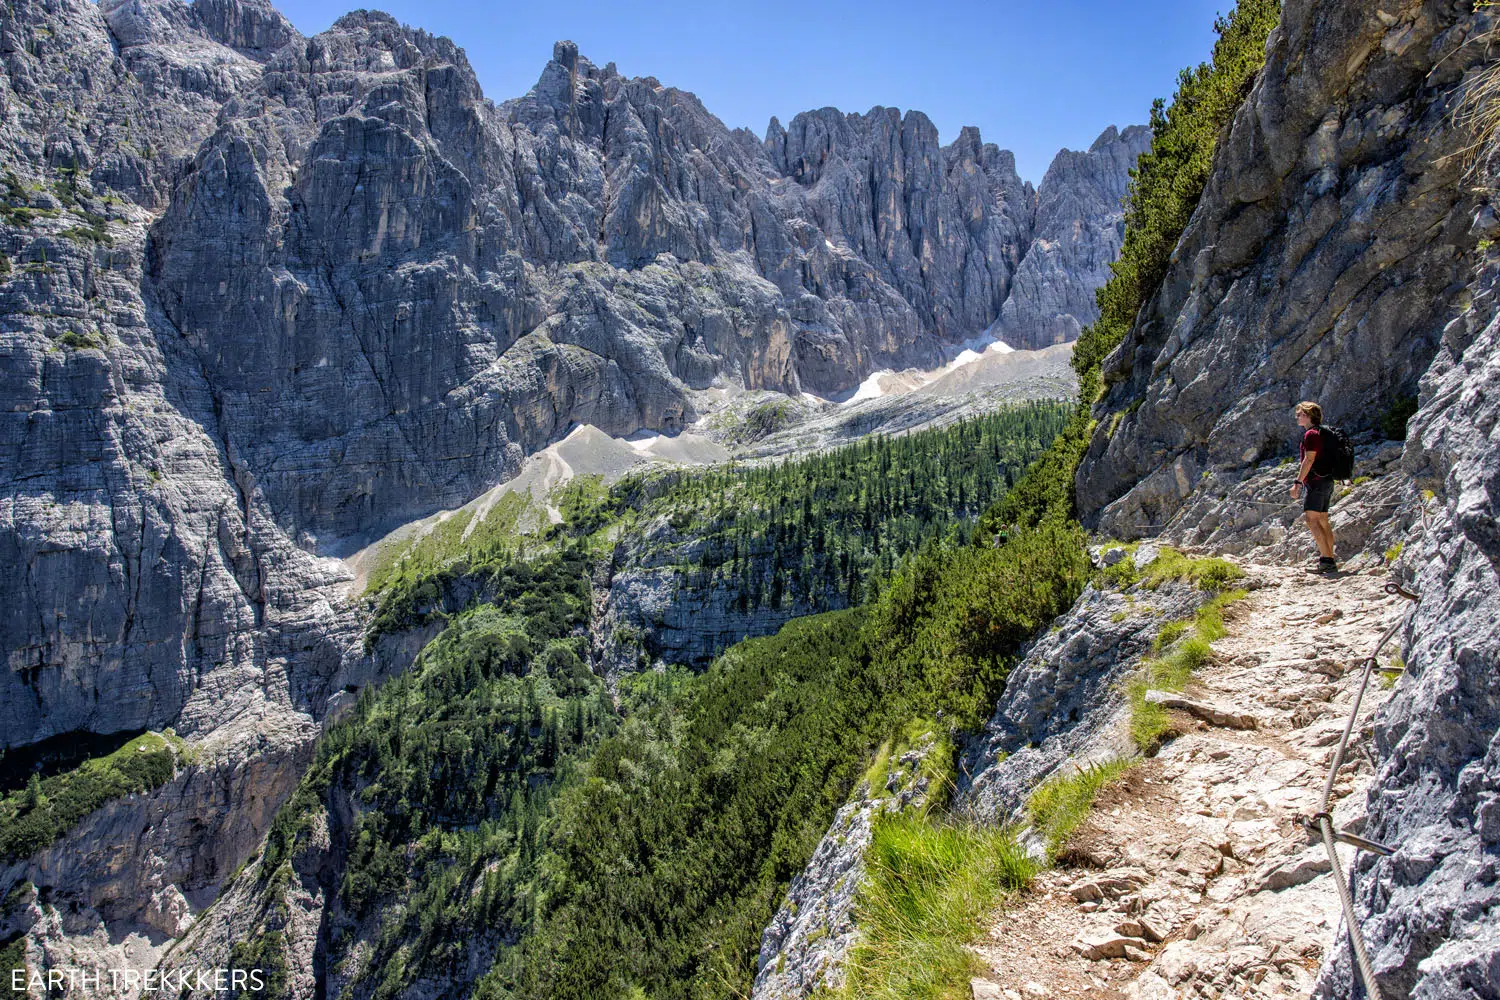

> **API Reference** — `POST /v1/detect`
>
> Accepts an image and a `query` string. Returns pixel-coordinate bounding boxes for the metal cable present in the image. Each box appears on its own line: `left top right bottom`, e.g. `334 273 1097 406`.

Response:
1320 812 1382 1000
1315 613 1407 1000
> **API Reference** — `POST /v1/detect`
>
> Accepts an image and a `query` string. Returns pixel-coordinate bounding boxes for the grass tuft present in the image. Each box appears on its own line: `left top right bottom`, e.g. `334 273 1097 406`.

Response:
1153 620 1189 651
1099 545 1244 593
1126 588 1247 753
1027 758 1132 860
835 813 1039 1000
1128 677 1176 754
1454 36 1500 179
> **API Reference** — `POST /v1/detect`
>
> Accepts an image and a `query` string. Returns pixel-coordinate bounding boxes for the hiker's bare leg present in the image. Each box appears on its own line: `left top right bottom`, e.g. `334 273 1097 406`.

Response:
1304 512 1334 559
1308 512 1332 560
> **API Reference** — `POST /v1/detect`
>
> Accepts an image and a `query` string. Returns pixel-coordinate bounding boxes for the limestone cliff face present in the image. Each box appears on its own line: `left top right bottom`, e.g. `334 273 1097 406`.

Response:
0 0 365 751
1057 0 1500 994
997 125 1152 349
1312 243 1500 1000
762 110 1033 375
0 0 1141 753
1076 0 1491 533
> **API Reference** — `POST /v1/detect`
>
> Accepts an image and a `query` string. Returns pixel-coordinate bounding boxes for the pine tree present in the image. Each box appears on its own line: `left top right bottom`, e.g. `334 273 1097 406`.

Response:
24 772 43 811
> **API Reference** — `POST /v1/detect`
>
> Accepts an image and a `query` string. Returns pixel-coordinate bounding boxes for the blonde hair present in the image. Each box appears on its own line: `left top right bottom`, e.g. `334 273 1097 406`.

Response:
1295 401 1323 425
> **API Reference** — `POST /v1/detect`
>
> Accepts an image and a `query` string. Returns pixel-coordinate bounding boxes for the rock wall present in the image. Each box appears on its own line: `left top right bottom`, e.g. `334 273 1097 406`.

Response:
1312 248 1500 999
997 125 1152 350
1054 0 1500 994
953 573 1205 823
0 0 367 755
1076 0 1493 535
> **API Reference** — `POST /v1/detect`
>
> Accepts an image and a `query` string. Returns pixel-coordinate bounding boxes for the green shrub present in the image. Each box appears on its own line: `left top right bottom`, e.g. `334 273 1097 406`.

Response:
227 931 289 999
865 520 1092 730
1380 395 1419 441
732 399 798 444
975 410 1094 532
56 329 107 350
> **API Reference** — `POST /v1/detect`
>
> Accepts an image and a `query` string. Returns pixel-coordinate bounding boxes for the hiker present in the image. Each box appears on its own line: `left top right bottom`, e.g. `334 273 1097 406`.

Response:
1291 401 1337 574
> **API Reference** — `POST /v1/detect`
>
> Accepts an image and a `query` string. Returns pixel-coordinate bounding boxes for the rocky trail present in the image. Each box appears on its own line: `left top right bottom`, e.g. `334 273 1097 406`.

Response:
968 561 1412 1000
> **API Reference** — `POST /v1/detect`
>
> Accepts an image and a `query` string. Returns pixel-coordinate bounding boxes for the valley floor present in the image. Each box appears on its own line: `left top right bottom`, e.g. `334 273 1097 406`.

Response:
969 562 1408 999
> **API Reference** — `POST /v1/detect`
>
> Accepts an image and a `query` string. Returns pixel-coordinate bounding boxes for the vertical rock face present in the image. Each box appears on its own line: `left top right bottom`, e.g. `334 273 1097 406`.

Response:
1075 1 1492 534
763 111 1035 361
0 0 362 750
1 0 1145 755
1050 0 1500 995
996 125 1152 349
1313 253 1500 1000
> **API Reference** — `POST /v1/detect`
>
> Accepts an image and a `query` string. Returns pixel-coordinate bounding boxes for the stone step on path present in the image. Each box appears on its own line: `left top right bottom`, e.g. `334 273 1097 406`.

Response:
966 562 1409 1000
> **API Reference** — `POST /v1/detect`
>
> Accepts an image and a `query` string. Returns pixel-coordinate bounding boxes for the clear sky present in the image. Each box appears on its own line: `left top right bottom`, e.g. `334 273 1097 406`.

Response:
267 0 1230 183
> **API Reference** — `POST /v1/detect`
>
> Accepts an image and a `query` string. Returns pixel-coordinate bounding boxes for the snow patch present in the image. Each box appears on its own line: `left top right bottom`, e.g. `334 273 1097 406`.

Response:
847 370 894 403
625 430 663 453
836 328 1021 405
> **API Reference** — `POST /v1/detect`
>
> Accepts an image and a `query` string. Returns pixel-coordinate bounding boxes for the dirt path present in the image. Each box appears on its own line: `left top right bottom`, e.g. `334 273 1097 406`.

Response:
968 565 1410 1000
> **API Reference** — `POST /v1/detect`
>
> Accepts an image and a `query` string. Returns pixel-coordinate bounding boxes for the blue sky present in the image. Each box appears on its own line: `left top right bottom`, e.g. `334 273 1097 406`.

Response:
269 0 1230 183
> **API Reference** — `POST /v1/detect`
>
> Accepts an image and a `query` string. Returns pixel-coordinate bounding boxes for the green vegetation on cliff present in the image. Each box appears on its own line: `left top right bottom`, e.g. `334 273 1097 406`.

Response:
238 404 1089 1000
487 518 1089 1000
0 732 178 862
362 402 1067 654
240 545 611 998
1072 0 1281 403
834 814 1037 1000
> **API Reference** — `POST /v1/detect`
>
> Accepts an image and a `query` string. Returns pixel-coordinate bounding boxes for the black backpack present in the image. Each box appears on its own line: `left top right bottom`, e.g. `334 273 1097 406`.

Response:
1313 424 1355 481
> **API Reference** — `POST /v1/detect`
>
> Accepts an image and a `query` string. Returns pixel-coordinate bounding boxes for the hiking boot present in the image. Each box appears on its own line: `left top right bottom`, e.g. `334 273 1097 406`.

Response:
1306 557 1338 575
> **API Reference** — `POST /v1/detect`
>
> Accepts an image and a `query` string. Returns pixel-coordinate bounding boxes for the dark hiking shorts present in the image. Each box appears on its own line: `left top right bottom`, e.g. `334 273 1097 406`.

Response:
1303 477 1334 514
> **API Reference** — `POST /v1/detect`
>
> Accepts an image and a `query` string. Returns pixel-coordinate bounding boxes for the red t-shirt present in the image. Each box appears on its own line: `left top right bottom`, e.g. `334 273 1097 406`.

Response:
1300 427 1326 481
